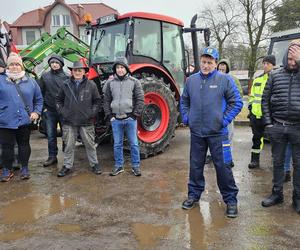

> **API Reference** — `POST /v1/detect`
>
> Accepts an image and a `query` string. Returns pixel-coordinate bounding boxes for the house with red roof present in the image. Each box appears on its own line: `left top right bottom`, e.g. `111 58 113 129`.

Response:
9 0 118 48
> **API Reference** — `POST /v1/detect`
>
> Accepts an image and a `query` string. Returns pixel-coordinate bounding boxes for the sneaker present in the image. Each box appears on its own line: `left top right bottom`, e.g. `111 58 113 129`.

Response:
132 168 141 176
182 198 198 210
92 163 102 175
109 167 124 176
1 168 14 182
57 166 71 177
226 204 238 218
20 166 30 180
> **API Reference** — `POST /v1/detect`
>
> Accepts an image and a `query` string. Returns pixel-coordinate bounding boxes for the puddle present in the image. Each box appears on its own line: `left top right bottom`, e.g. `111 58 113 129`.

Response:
0 230 31 241
56 224 81 233
132 223 170 249
0 195 76 224
67 173 92 185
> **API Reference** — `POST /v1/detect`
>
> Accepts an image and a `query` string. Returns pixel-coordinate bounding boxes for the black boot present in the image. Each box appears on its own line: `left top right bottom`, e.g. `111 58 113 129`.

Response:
284 171 291 182
43 156 58 167
262 187 283 207
248 152 260 169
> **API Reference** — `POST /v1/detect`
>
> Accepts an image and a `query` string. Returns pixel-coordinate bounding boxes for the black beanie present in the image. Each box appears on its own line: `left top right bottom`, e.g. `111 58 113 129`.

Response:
263 55 276 66
0 58 6 68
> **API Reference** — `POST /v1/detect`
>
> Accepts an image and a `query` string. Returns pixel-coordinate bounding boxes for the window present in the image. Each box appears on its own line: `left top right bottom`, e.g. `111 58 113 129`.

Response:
52 15 60 26
162 22 185 88
81 35 89 44
63 15 70 26
25 31 36 45
133 19 161 62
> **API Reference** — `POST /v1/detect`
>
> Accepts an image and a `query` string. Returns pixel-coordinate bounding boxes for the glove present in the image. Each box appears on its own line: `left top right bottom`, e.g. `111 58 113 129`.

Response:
128 113 137 120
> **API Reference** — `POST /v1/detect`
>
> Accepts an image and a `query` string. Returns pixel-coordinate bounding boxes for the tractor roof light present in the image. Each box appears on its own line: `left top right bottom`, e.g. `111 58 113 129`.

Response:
84 13 93 24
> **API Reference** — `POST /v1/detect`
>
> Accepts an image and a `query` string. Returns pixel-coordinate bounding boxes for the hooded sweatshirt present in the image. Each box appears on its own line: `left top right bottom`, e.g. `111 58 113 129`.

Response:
217 59 243 97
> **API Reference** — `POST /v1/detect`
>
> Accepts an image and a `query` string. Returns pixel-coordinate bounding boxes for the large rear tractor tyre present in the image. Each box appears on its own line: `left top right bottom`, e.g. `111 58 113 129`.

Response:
137 75 178 158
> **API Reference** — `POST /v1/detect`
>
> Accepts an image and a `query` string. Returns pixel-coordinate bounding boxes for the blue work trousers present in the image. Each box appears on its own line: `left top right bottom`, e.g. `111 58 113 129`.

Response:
188 133 239 204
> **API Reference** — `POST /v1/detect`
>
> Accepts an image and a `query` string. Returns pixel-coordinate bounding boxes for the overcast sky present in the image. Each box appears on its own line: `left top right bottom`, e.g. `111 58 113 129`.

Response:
1 0 208 27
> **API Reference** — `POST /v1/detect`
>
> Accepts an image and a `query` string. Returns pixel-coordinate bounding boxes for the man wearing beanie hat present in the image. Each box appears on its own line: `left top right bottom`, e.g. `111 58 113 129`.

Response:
248 55 276 169
39 54 68 167
103 57 144 177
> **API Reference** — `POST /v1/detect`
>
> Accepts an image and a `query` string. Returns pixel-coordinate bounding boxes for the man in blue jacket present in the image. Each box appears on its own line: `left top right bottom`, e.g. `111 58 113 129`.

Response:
180 47 243 218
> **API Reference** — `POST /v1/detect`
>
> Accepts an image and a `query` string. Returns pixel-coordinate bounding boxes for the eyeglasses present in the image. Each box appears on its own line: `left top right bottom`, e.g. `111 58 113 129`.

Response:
9 63 21 67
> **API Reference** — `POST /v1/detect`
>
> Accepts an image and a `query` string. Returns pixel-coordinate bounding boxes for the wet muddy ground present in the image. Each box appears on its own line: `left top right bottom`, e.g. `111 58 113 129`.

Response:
0 126 299 250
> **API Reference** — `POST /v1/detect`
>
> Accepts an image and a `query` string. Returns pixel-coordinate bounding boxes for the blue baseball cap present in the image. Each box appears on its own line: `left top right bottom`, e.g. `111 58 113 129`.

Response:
201 47 219 61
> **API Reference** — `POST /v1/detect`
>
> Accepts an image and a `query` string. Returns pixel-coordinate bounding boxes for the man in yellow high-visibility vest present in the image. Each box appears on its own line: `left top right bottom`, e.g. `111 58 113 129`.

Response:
248 55 276 169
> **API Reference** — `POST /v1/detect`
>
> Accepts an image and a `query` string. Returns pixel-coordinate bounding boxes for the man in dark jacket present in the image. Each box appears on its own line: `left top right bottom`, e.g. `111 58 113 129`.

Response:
261 41 300 213
56 61 101 177
180 47 243 218
103 57 144 177
39 54 68 167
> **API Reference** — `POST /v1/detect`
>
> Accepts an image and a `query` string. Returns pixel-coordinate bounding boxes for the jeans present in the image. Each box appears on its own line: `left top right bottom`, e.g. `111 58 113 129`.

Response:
0 126 31 170
44 110 62 157
266 123 300 197
284 143 292 172
188 133 239 204
111 118 140 169
62 125 98 169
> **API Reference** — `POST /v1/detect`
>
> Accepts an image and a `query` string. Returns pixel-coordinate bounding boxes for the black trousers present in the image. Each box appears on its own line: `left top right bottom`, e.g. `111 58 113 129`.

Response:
0 126 31 170
250 114 264 152
267 122 300 197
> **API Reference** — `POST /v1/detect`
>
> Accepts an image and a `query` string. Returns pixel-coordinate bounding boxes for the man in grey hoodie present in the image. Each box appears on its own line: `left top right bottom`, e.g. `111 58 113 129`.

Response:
104 57 144 176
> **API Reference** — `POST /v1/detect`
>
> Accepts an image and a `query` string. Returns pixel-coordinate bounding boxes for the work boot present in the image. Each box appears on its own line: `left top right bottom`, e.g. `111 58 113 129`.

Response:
92 163 102 175
261 188 283 207
0 168 14 182
292 192 300 214
182 198 198 210
43 156 58 167
284 171 291 182
226 204 238 218
57 166 71 177
20 166 30 180
248 152 260 169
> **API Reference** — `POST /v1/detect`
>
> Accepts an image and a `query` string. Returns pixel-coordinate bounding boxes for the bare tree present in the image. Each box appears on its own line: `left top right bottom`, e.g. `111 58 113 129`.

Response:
199 0 241 58
238 0 279 83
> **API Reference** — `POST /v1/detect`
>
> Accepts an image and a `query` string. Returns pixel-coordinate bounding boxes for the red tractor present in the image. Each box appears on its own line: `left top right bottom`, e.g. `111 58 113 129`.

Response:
86 12 210 158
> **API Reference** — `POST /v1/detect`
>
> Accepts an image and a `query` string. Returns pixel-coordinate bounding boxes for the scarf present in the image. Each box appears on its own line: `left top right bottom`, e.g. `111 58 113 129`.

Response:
6 70 26 81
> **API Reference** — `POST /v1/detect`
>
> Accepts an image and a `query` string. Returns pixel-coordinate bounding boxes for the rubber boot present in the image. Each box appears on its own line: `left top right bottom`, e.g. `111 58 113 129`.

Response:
262 187 283 207
248 152 260 169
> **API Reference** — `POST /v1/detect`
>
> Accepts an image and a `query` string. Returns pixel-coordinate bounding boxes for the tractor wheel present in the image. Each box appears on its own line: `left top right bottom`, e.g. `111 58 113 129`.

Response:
137 75 178 158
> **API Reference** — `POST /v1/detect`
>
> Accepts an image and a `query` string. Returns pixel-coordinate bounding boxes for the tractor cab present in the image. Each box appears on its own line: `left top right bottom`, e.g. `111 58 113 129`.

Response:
89 12 185 91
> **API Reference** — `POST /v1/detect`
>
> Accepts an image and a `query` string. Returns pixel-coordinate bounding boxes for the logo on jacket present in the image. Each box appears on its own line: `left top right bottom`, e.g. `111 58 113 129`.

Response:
209 85 218 88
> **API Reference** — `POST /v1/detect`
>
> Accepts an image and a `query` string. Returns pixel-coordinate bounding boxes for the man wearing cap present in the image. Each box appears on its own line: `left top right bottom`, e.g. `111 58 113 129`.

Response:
56 61 101 177
180 47 243 218
39 54 68 167
261 42 300 213
103 57 144 177
248 55 276 169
